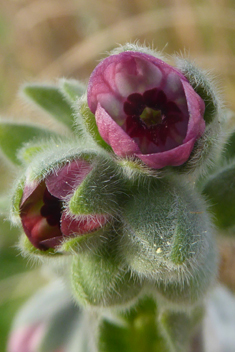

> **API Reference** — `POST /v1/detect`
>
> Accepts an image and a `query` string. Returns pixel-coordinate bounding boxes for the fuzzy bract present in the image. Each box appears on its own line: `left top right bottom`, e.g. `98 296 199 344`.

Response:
20 159 109 250
87 51 205 169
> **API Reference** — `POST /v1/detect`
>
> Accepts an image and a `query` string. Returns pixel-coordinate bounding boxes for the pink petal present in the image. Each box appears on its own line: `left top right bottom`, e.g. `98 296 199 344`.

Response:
87 51 187 114
39 235 64 249
61 212 109 237
181 80 205 142
46 160 92 199
95 103 141 156
20 180 41 207
8 324 45 352
20 182 63 250
136 138 196 169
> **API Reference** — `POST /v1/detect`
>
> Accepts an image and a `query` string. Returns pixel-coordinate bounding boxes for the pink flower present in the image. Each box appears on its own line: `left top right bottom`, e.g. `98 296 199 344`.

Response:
8 323 45 352
20 160 108 250
87 51 205 169
8 323 66 352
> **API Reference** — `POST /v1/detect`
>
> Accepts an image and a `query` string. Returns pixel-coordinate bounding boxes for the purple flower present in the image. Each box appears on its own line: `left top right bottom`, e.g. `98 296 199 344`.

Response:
87 51 205 169
20 160 109 251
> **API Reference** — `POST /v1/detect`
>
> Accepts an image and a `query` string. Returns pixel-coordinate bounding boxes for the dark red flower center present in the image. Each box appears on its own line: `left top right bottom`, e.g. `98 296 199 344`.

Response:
123 88 187 153
40 188 62 227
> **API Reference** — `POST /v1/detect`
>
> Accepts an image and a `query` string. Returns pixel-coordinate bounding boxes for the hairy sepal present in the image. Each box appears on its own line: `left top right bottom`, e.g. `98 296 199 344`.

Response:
175 58 221 125
21 139 103 183
120 177 217 305
10 175 26 225
69 157 127 216
75 95 112 151
109 42 167 61
173 57 224 177
71 232 142 307
19 235 60 258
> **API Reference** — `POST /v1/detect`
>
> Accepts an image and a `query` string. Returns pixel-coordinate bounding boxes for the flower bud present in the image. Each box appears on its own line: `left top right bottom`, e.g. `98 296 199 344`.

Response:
19 158 109 251
87 50 205 169
120 177 217 304
71 231 142 307
8 280 81 352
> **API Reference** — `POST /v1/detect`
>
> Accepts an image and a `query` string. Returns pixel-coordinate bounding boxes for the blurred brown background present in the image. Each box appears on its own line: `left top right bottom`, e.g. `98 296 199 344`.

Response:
1 0 235 116
0 0 235 350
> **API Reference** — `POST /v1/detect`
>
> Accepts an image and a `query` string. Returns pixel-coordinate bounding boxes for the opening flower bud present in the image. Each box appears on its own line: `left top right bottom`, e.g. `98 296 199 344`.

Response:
20 160 109 251
87 51 205 169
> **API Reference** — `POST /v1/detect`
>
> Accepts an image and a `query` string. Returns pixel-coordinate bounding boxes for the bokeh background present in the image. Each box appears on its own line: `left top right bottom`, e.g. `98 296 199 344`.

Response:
0 0 235 351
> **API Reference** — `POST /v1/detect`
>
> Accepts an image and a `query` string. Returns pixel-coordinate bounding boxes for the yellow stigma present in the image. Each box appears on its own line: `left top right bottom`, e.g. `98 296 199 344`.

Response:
140 107 162 126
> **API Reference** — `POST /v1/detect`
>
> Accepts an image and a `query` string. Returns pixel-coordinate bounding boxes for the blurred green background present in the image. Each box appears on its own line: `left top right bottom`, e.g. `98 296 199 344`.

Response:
1 0 235 351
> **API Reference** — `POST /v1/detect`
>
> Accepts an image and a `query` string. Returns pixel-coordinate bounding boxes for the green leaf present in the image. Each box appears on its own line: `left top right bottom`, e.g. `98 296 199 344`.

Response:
0 215 20 247
20 236 60 257
221 129 235 161
0 195 10 215
59 78 86 102
0 121 58 165
202 163 235 231
23 84 75 129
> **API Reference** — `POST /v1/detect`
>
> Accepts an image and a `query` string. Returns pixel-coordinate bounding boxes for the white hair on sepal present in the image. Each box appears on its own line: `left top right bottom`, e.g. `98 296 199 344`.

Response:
108 41 167 62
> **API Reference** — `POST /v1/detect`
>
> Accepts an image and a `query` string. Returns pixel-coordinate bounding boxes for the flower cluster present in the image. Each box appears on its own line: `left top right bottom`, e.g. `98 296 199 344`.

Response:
9 44 220 311
6 44 230 352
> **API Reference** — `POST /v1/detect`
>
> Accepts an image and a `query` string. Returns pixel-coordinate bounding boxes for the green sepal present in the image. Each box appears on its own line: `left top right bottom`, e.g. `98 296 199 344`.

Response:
59 78 86 102
19 235 61 257
21 139 102 183
175 58 221 125
171 58 224 177
69 157 127 215
118 158 160 182
22 84 75 129
202 162 235 232
175 118 222 176
160 306 204 352
0 120 58 165
71 231 142 307
120 177 217 303
76 98 112 151
154 241 216 306
98 296 170 352
10 175 25 223
110 43 167 62
59 224 111 254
